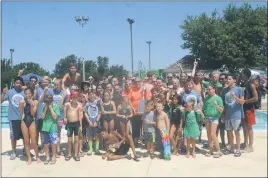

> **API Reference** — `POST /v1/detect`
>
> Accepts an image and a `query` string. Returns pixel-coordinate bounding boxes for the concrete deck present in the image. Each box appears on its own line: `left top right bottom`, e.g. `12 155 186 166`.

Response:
1 130 267 177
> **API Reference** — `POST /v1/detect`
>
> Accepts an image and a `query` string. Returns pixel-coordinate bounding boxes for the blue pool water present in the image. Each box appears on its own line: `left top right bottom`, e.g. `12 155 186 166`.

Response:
1 102 267 131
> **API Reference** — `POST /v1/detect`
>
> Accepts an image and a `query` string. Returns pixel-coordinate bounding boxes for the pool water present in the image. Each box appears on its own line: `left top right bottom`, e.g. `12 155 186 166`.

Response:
1 102 267 131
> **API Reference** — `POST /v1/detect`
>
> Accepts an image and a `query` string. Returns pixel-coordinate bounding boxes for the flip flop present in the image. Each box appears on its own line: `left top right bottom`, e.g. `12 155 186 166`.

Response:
205 151 213 157
65 156 71 161
213 152 223 158
50 159 56 165
234 151 241 157
44 160 49 165
74 156 80 161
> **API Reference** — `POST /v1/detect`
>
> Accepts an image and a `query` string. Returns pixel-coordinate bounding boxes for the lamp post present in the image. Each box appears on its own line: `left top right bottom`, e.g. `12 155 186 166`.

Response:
10 49 14 68
75 16 89 81
127 18 135 74
146 41 151 70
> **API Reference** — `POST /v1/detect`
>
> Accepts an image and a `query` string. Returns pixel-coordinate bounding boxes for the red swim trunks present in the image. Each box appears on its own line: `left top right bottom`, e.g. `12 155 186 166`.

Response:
244 108 256 126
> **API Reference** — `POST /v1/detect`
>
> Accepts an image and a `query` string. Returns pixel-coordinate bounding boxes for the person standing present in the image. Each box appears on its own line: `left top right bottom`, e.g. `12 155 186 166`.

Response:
222 74 245 157
241 68 258 152
1 77 25 160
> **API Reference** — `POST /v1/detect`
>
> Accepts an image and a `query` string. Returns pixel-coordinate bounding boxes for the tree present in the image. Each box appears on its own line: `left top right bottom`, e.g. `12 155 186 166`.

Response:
180 3 267 70
107 65 128 79
1 59 49 89
53 54 82 77
97 56 109 78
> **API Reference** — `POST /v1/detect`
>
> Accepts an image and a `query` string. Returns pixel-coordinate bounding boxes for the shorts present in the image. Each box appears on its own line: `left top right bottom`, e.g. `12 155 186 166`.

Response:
114 142 130 155
170 119 180 127
206 117 219 125
86 126 100 138
244 108 256 126
67 121 80 137
35 119 43 132
57 119 64 128
43 132 58 144
9 120 23 140
225 119 241 131
144 132 156 143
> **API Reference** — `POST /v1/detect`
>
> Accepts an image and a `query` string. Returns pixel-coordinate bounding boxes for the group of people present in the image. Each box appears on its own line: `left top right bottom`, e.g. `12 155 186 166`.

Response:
1 60 259 165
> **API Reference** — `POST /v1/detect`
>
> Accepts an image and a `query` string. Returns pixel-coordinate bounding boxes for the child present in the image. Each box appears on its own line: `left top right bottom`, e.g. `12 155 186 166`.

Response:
155 101 171 161
142 100 157 159
100 91 117 133
64 91 83 161
80 95 88 156
182 98 204 158
87 90 101 155
170 95 183 156
40 94 60 165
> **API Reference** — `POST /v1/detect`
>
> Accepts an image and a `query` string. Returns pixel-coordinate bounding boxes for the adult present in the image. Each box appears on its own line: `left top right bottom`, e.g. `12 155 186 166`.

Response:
19 88 40 164
129 78 143 145
1 77 25 160
143 72 154 100
203 71 222 95
166 73 174 88
100 131 134 161
62 64 81 91
202 84 224 158
217 73 228 148
181 79 201 110
51 77 68 157
122 80 132 99
191 60 204 101
241 68 258 152
222 74 245 157
37 77 53 153
87 76 96 91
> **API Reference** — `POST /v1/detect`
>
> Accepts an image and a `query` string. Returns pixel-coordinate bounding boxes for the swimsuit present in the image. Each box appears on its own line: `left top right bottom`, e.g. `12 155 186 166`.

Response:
23 102 34 128
102 102 115 123
118 107 131 125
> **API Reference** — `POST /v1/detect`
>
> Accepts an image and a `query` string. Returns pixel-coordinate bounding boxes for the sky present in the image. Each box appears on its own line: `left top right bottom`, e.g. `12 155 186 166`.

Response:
2 1 266 73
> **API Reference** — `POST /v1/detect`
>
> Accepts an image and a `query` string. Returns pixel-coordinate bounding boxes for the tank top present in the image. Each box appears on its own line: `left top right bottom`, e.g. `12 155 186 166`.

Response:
243 82 255 110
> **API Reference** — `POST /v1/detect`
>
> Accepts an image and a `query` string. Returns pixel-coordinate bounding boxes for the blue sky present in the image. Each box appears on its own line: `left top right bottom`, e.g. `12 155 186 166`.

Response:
2 1 266 73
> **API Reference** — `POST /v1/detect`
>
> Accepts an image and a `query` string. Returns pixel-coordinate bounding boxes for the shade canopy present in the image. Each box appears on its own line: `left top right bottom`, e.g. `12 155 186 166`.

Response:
21 73 43 83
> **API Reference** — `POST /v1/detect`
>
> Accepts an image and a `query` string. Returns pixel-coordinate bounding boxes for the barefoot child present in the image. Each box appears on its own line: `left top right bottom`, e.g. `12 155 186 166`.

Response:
182 98 204 158
170 95 183 156
41 94 60 165
64 91 83 161
87 90 101 156
155 101 171 161
142 100 157 159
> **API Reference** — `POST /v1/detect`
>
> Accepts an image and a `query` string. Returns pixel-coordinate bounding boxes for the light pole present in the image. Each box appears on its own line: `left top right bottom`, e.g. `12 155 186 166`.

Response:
146 41 151 70
127 18 135 74
75 16 89 81
10 49 14 68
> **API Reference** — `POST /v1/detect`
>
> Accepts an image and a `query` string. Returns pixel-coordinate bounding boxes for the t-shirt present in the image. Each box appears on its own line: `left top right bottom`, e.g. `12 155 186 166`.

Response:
41 104 60 132
51 89 68 120
87 100 100 123
4 88 25 121
142 111 156 133
36 87 53 119
202 95 224 120
181 90 200 109
221 86 243 120
129 88 142 114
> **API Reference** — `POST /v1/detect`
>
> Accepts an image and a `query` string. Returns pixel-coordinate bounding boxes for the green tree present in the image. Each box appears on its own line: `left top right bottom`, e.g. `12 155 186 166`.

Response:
180 3 267 70
1 59 49 89
97 56 109 78
53 54 82 77
107 65 128 79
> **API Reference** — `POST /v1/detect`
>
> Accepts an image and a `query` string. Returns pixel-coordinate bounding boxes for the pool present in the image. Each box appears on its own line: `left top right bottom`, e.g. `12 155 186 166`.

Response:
1 102 267 131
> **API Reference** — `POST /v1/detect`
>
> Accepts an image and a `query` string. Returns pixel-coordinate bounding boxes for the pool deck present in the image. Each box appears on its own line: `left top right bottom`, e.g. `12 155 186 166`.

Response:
260 98 268 112
1 130 267 177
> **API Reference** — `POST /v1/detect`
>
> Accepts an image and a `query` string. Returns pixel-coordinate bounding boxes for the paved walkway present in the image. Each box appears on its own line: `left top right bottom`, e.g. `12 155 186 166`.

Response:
1 131 267 177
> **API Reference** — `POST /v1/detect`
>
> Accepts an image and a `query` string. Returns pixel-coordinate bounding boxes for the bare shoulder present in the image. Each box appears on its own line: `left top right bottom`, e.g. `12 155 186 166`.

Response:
20 99 25 105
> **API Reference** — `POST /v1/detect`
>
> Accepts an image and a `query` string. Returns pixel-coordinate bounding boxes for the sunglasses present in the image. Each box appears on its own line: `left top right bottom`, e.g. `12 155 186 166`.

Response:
219 78 225 80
